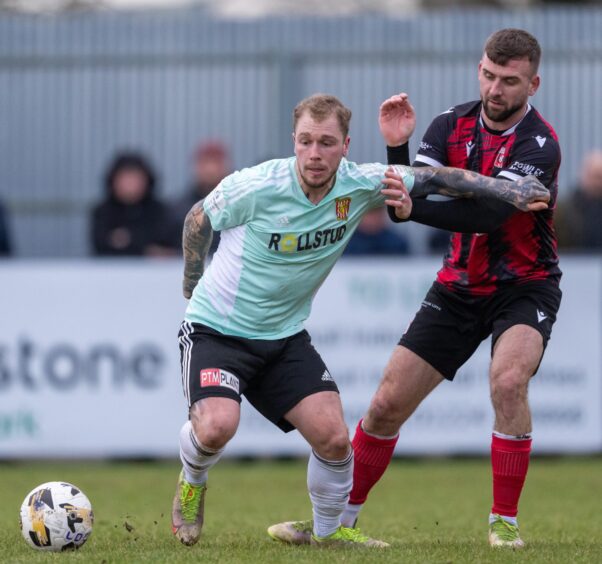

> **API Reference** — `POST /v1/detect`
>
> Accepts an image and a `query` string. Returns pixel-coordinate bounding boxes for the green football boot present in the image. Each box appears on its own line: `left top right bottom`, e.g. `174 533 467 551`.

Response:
267 519 313 545
488 514 525 548
311 525 390 548
171 470 207 546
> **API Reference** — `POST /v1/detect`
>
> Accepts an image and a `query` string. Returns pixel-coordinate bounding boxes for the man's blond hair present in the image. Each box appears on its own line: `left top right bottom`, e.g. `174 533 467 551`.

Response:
293 94 352 138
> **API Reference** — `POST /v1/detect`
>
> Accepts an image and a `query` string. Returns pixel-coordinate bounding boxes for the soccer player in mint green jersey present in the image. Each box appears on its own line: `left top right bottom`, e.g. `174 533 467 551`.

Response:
171 93 550 549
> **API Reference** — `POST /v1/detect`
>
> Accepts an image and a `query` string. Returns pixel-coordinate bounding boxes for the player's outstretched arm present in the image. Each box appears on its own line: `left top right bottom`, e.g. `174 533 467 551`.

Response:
182 199 214 299
411 167 550 212
379 93 416 147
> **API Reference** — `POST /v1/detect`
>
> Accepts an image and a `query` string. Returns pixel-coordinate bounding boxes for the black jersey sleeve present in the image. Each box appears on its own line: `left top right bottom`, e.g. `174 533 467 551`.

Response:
408 197 516 233
385 142 411 222
386 143 410 166
498 134 561 205
413 110 453 168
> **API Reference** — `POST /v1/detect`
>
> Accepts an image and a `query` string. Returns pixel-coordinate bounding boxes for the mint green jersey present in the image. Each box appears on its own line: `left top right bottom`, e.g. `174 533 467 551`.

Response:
185 157 414 339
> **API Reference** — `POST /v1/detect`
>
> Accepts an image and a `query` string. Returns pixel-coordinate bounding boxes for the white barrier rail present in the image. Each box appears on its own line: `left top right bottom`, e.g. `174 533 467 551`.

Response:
1 257 600 457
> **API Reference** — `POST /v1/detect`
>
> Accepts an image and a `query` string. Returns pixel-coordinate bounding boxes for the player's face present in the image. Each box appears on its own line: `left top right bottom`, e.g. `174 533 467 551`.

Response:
478 54 540 128
293 112 350 192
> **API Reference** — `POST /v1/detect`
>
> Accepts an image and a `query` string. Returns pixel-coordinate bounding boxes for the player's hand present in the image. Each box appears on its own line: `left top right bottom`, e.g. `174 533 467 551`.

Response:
381 167 413 220
183 276 200 299
514 175 550 212
379 93 416 147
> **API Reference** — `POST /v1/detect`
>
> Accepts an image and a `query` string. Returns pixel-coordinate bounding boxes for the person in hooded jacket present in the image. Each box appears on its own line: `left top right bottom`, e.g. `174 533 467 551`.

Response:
91 151 175 257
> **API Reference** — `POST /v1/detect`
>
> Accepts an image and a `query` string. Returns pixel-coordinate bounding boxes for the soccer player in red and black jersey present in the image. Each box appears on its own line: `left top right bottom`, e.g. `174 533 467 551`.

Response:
268 28 560 549
346 29 561 548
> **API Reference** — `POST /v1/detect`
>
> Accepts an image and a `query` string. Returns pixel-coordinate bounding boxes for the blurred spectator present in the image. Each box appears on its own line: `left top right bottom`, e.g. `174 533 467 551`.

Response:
344 207 410 256
556 150 602 250
169 140 231 255
91 151 175 257
0 201 12 256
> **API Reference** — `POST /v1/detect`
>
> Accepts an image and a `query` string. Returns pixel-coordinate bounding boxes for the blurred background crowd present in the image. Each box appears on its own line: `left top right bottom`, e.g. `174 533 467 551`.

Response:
0 1 601 260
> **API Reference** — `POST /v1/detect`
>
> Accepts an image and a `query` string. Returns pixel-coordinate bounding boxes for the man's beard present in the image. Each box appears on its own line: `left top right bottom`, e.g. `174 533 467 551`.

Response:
482 97 525 124
299 168 337 191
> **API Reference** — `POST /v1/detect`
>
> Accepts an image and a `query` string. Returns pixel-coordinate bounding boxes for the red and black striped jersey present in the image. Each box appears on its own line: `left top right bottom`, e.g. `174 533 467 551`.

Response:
415 100 562 296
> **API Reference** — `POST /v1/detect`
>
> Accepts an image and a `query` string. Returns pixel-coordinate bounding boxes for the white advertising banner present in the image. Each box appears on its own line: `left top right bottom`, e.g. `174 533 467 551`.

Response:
1 258 600 458
307 257 602 455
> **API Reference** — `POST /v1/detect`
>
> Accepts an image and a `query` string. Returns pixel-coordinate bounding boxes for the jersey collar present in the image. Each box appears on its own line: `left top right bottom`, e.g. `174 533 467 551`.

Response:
479 103 532 136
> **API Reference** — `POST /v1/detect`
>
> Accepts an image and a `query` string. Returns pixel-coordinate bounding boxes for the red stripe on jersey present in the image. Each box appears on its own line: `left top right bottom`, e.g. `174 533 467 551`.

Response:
446 116 476 169
439 233 464 286
420 102 560 296
438 121 520 294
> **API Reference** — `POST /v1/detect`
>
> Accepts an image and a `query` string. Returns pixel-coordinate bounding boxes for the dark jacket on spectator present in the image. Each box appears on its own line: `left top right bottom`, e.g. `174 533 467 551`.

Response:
0 202 12 256
91 153 173 256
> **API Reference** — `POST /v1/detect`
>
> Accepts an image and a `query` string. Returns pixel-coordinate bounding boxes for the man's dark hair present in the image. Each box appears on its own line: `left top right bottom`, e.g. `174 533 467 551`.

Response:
104 151 157 201
484 29 541 74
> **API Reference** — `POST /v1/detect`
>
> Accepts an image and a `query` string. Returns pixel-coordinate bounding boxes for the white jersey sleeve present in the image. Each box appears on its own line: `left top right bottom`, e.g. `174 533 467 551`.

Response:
203 166 266 231
351 162 415 208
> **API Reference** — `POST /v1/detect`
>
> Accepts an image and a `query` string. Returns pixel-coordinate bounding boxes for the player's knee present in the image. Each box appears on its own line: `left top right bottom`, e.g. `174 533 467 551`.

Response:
367 394 401 433
313 428 351 461
491 368 528 407
191 413 237 450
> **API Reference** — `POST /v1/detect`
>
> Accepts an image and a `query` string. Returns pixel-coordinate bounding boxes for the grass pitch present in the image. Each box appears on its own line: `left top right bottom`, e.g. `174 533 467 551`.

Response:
0 457 600 563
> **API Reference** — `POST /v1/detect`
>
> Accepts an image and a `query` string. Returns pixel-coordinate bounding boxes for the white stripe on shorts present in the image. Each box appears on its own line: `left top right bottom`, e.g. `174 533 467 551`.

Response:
178 321 194 407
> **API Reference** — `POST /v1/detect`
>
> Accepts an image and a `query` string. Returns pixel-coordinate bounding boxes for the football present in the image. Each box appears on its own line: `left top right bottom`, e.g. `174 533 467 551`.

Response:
19 482 94 551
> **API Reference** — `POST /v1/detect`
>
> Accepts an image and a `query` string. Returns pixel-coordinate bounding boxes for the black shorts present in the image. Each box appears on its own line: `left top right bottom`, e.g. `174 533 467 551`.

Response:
178 322 338 432
399 281 562 381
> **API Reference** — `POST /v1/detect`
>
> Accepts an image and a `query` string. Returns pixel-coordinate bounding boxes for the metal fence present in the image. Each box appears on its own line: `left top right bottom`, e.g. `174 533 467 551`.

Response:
1 7 601 256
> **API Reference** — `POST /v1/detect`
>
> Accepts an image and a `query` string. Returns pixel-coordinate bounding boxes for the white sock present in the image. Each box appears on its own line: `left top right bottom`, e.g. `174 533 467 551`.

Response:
493 430 532 441
340 502 362 528
307 449 353 538
489 513 518 526
179 420 224 485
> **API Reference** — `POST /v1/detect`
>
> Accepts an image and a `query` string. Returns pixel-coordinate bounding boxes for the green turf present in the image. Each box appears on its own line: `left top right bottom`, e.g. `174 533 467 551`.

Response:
1 458 600 563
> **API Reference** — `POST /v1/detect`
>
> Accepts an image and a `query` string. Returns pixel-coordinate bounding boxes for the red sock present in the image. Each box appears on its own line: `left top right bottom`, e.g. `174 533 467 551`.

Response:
491 434 532 517
349 419 399 505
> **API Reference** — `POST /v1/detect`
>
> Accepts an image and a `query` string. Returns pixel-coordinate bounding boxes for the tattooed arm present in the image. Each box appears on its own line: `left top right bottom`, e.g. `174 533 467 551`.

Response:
410 167 550 212
182 199 214 299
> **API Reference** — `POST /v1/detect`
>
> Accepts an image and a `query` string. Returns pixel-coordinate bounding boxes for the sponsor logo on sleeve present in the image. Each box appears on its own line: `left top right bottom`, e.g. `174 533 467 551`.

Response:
335 197 351 221
419 141 433 152
508 161 545 178
200 368 240 394
205 189 226 214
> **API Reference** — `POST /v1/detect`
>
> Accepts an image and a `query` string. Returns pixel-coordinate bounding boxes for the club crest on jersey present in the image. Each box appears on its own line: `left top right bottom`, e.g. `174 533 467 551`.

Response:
200 368 240 394
494 146 507 169
335 197 351 221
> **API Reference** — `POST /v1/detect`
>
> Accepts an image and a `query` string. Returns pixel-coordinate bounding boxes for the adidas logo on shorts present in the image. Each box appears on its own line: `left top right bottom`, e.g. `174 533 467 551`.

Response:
321 370 334 382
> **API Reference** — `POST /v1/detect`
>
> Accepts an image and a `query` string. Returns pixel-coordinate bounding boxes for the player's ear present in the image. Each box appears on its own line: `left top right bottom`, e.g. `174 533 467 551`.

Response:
528 74 540 97
342 136 350 157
